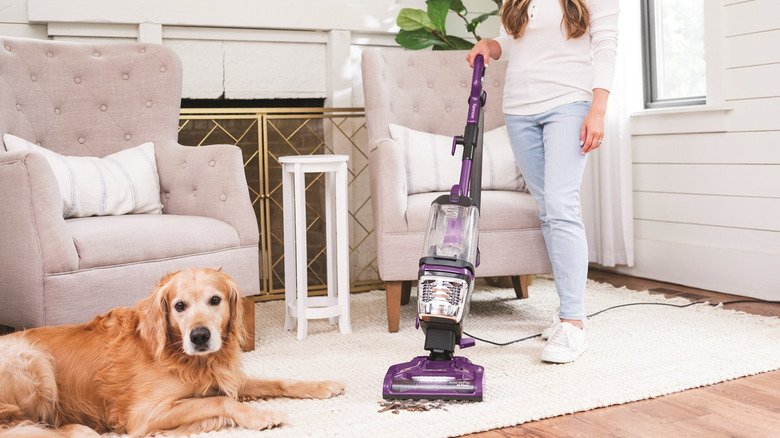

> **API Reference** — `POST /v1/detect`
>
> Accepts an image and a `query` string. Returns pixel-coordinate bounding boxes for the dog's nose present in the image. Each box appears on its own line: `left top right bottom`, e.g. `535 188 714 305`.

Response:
190 327 211 347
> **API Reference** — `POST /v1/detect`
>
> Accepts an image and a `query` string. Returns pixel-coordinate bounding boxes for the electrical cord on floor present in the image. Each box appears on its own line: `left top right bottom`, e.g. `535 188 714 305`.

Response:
463 298 780 347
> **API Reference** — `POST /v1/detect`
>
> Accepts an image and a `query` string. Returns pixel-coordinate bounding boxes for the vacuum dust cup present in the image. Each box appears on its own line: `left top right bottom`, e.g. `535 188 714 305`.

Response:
418 197 479 325
421 198 480 266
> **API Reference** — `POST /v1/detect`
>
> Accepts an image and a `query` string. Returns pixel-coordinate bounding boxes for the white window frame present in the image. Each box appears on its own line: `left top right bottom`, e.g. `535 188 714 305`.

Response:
632 1 729 136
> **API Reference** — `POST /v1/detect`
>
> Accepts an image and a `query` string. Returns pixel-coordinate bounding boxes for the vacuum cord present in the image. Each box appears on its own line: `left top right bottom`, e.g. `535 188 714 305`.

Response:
463 299 780 347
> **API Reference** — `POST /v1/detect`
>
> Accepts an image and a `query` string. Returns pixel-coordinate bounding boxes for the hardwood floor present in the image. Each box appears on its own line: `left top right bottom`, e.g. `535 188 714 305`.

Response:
462 269 780 438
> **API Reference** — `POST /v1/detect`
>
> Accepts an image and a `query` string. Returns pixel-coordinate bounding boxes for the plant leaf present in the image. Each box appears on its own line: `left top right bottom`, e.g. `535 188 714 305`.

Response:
397 8 435 31
466 10 498 33
426 0 450 34
473 10 498 25
449 0 467 16
444 35 475 50
395 29 450 50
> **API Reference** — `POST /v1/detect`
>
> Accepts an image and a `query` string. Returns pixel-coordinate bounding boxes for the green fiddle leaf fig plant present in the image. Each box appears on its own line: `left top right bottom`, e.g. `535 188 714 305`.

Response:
395 0 502 50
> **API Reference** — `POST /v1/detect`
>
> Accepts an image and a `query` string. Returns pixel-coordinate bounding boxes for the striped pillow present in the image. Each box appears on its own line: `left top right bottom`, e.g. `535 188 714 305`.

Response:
3 134 162 218
388 124 525 195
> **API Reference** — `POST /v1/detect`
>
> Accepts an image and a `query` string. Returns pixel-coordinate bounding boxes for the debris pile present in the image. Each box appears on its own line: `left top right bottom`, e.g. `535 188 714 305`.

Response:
377 399 468 414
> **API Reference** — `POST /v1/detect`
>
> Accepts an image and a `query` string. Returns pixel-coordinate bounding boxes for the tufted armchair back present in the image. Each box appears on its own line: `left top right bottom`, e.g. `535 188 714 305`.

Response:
362 49 507 147
0 37 259 349
0 36 182 157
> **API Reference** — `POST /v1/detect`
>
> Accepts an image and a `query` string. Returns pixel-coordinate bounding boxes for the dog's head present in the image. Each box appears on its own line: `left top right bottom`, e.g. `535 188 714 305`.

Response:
137 268 246 358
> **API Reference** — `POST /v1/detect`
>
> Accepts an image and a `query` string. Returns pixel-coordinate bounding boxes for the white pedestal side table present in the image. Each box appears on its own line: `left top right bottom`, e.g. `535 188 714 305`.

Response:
280 154 351 340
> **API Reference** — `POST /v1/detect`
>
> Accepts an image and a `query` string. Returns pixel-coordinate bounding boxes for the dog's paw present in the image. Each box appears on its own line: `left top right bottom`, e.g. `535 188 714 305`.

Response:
306 380 345 399
241 409 288 431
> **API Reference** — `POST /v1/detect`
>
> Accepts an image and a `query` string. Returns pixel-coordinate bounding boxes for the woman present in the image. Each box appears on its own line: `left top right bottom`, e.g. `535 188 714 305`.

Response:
467 0 619 363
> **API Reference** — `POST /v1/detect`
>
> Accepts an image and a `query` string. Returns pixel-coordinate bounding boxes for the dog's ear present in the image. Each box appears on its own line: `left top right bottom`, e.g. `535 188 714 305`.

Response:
223 274 247 349
136 271 176 358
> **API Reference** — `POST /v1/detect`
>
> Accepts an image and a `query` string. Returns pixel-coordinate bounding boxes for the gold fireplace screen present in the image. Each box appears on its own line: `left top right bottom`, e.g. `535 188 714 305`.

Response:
178 108 380 300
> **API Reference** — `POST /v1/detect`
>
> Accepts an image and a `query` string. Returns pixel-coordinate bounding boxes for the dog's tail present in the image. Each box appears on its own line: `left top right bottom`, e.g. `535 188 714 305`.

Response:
0 404 24 421
0 422 71 438
0 335 59 434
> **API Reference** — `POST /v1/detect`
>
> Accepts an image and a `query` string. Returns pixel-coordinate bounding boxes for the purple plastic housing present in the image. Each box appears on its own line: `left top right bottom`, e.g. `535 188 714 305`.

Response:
467 55 484 125
382 356 484 401
419 264 474 281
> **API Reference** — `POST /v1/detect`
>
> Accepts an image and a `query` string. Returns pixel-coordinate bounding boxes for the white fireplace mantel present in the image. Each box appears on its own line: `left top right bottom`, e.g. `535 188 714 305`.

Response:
27 0 402 34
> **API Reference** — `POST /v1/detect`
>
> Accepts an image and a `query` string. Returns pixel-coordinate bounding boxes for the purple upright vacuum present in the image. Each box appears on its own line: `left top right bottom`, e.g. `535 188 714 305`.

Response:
382 55 488 401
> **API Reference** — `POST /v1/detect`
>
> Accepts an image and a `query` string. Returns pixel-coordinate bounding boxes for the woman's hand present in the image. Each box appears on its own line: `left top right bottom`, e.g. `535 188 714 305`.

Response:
466 39 501 67
580 88 610 154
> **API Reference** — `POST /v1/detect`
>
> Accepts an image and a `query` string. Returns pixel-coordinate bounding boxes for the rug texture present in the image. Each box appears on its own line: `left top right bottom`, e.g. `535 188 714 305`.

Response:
190 278 780 437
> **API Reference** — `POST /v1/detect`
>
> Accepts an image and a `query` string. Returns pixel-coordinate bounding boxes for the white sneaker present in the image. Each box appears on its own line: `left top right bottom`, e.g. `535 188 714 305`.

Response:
540 322 587 363
541 318 585 340
540 306 561 340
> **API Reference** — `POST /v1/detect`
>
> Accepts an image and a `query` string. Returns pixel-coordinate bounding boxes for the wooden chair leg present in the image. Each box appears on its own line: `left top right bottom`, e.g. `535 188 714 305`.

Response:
385 281 404 332
400 280 412 305
241 297 256 352
511 275 534 300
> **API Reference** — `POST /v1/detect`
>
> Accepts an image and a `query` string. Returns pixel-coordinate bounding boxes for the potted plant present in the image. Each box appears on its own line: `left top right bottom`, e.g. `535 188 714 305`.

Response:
395 0 503 50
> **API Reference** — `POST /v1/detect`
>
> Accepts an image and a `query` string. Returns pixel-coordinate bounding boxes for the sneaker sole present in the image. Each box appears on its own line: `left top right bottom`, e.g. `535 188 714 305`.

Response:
540 344 587 364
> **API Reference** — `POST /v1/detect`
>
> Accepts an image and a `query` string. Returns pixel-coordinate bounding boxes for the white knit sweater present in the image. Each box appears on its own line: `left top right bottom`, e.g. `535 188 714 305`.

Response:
494 0 619 115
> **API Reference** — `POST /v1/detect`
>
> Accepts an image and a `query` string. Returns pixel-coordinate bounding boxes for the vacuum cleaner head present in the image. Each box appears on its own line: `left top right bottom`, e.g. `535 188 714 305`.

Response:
382 355 484 401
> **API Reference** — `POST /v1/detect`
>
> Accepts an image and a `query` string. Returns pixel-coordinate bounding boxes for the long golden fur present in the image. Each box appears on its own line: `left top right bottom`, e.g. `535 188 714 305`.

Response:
0 268 344 437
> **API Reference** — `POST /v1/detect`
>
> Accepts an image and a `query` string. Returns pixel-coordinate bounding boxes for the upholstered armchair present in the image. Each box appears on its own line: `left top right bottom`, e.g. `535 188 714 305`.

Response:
0 37 259 347
361 49 552 332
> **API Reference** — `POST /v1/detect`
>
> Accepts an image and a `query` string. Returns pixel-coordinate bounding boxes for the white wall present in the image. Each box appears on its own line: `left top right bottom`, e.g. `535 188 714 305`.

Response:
2 0 499 107
0 0 46 38
608 0 780 301
2 0 397 107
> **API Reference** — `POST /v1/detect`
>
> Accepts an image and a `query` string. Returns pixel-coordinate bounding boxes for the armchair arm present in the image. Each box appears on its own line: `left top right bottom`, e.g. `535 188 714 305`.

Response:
155 141 259 246
0 150 79 276
368 137 409 234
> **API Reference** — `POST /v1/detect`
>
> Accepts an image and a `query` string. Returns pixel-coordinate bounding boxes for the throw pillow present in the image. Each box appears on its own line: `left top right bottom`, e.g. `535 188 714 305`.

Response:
481 125 526 192
3 134 163 218
388 124 525 195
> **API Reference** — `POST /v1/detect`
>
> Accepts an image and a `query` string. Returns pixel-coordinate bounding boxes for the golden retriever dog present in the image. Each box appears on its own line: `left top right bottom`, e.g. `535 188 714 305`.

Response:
0 268 344 437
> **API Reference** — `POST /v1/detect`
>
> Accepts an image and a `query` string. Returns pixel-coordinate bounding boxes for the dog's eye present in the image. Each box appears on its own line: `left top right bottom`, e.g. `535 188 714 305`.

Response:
174 301 186 312
210 295 222 306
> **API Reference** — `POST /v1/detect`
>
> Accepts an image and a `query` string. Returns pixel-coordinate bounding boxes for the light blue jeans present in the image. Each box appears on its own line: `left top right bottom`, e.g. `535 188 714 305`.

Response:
505 101 590 321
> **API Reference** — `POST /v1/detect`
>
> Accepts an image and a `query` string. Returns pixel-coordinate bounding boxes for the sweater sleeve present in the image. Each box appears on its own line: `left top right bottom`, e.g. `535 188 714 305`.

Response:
494 24 512 62
590 0 620 92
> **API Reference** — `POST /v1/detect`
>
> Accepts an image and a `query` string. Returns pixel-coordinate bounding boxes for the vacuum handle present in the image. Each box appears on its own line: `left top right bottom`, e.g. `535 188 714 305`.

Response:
452 53 485 153
451 55 486 204
467 54 485 126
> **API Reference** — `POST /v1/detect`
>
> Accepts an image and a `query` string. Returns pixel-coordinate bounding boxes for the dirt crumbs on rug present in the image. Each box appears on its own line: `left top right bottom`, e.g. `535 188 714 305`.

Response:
377 400 472 414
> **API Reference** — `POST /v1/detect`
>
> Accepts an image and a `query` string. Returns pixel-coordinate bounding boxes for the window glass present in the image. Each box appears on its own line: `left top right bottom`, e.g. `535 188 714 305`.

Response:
643 0 706 107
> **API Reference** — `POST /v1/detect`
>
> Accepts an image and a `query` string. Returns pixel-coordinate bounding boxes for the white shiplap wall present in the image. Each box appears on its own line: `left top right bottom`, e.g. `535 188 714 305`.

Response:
610 0 780 300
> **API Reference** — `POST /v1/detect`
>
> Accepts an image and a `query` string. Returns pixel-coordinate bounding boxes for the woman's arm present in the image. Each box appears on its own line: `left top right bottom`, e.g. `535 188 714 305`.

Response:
466 38 502 67
580 88 610 154
582 0 619 154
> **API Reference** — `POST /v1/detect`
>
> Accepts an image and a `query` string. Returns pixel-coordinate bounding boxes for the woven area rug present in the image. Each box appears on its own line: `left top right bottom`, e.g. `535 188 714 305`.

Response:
190 277 779 438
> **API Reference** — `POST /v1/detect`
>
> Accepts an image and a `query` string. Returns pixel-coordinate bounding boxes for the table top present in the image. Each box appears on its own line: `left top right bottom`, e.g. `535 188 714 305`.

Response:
279 154 349 164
